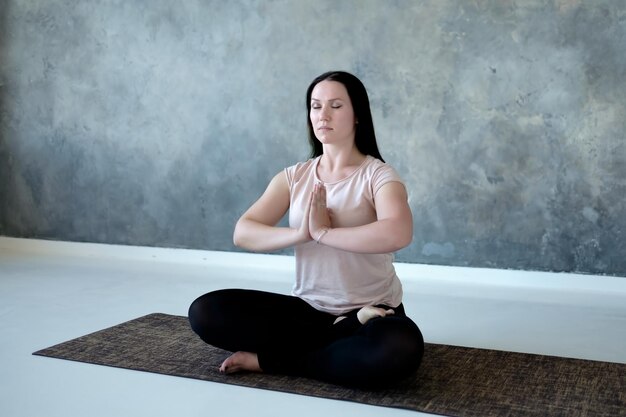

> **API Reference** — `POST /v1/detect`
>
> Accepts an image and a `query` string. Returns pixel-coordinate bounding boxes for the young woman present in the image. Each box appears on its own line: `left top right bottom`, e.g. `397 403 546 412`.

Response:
188 71 424 389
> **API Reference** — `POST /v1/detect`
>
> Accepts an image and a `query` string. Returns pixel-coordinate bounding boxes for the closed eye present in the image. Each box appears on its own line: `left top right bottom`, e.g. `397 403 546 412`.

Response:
311 104 343 110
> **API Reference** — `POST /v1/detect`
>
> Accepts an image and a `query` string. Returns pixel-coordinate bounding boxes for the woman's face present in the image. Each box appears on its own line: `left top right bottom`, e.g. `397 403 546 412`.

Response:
309 80 357 146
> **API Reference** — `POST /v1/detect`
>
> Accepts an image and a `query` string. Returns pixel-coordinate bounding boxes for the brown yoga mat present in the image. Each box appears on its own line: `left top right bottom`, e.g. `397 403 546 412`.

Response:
33 313 625 417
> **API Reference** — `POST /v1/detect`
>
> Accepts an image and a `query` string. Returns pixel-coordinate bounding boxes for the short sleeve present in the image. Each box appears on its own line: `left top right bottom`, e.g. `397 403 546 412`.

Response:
284 158 317 190
284 165 296 188
371 163 405 196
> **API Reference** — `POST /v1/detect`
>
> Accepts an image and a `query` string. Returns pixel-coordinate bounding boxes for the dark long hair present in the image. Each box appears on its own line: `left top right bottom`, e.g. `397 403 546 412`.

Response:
306 71 385 162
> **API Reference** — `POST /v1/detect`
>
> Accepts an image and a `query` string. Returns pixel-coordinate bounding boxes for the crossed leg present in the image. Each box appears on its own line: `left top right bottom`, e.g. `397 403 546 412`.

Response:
188 288 423 389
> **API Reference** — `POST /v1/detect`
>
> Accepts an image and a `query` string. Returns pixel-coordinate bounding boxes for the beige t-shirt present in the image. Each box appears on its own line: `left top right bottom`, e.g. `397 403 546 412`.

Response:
284 155 405 315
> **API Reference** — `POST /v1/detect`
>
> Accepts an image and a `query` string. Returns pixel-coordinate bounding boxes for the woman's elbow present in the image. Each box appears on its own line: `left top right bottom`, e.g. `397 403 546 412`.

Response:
389 226 413 251
392 236 412 251
232 220 245 248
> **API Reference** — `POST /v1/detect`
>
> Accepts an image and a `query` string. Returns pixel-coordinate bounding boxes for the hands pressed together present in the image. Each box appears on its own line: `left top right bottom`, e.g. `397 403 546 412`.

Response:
298 183 333 244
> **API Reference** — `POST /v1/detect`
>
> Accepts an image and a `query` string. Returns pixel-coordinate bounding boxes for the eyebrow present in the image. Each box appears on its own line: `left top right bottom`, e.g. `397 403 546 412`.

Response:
310 98 344 102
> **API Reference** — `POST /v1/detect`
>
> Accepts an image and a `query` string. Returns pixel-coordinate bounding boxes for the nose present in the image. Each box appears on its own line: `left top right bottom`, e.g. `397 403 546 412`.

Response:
319 106 330 121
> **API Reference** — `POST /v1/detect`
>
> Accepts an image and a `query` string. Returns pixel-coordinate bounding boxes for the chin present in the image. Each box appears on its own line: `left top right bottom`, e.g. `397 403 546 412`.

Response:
315 135 331 143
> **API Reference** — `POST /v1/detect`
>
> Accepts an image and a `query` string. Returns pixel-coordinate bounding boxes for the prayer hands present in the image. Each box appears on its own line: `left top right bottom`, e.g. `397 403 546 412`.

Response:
309 183 332 242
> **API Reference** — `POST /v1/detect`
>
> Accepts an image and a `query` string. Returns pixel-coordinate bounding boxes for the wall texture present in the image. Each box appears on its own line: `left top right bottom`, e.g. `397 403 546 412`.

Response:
1 0 625 276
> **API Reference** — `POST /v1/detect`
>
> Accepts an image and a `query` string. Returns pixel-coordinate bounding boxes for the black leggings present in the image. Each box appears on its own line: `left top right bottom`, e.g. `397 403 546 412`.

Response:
188 289 424 389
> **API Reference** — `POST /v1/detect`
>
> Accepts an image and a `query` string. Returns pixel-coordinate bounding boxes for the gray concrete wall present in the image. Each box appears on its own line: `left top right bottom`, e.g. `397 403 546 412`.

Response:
1 1 624 276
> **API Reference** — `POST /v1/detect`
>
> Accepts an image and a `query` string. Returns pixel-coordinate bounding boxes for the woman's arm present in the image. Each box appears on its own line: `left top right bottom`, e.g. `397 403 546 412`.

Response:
233 171 312 252
310 181 413 254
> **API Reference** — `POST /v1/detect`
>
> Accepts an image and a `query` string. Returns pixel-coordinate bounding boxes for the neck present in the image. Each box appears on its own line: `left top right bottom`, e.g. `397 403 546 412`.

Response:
320 144 365 172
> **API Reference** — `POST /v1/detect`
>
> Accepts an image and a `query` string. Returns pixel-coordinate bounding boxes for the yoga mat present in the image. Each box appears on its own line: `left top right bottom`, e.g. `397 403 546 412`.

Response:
33 313 625 417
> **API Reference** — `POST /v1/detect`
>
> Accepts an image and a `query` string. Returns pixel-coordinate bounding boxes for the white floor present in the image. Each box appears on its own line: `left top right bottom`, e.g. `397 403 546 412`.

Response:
1 237 625 417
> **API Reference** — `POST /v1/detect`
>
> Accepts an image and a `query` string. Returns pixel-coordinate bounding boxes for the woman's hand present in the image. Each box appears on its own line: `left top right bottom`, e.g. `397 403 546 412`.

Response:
357 306 395 324
309 183 332 242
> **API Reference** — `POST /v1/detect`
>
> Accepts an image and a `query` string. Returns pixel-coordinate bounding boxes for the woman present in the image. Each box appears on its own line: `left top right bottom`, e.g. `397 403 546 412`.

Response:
188 71 424 389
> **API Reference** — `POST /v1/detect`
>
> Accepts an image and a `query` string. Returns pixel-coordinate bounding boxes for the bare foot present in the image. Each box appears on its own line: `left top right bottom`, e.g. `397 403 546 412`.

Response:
357 306 395 324
219 351 262 374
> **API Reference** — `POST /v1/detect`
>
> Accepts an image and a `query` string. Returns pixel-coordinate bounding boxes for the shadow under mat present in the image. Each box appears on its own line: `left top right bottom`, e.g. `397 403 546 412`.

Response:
33 313 625 417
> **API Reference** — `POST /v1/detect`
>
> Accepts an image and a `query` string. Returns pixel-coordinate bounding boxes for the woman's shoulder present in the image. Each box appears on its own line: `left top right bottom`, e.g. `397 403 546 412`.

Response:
286 156 318 170
362 155 399 175
361 156 404 189
284 156 319 185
